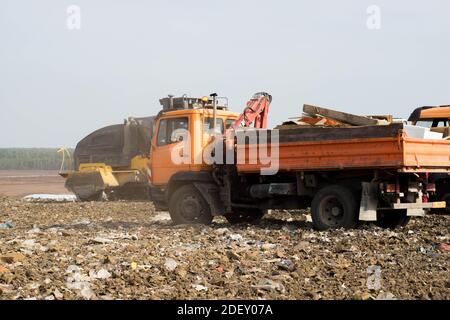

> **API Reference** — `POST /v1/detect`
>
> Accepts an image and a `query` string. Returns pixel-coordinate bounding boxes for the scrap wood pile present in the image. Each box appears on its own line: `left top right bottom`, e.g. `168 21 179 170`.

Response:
276 104 393 129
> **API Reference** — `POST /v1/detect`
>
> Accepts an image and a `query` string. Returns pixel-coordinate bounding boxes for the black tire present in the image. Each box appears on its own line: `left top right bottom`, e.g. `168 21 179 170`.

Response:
225 208 266 224
169 185 213 225
375 210 410 229
311 185 359 230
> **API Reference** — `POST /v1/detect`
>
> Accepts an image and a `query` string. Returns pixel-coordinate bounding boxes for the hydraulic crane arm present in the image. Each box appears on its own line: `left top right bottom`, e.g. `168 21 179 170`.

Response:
228 92 272 131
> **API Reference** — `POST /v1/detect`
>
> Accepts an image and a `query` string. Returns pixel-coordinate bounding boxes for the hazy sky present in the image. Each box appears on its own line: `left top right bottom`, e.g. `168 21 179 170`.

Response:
1 0 450 147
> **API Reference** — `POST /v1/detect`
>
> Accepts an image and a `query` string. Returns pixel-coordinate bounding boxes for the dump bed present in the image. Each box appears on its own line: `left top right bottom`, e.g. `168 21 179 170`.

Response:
235 123 450 173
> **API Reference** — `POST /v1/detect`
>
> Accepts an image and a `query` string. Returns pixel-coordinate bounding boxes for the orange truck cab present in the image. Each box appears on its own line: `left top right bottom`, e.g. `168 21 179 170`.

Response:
409 105 450 210
148 95 239 212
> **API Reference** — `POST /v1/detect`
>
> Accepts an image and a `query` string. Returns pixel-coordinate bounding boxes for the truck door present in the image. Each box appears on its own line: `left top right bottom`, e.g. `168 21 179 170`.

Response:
150 116 190 185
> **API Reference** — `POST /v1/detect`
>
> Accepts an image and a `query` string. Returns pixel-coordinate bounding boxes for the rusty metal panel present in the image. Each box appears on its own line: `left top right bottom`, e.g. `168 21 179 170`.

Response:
235 124 450 174
237 137 404 173
402 137 450 171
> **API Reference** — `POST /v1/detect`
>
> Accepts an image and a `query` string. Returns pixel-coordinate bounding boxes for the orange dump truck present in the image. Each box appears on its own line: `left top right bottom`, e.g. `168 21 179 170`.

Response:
149 94 450 230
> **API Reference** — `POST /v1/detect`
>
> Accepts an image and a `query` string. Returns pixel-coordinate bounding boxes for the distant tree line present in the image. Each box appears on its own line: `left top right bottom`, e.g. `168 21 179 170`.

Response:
0 148 74 170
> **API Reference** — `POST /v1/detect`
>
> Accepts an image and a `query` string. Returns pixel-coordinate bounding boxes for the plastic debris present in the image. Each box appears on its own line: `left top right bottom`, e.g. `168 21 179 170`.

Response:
193 284 208 292
252 279 286 294
277 259 296 272
23 194 77 202
91 269 111 280
164 258 178 271
0 221 13 229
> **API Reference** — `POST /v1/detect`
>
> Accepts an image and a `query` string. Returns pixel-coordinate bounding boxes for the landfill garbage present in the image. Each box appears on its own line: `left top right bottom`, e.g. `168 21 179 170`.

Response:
0 221 14 229
193 284 208 292
0 198 448 300
375 292 396 300
261 243 276 251
229 234 243 242
89 237 113 245
164 258 178 271
417 246 439 258
437 243 450 252
90 269 111 280
252 279 286 294
80 286 95 300
277 259 296 272
53 289 63 300
215 228 229 236
0 253 25 264
23 194 77 202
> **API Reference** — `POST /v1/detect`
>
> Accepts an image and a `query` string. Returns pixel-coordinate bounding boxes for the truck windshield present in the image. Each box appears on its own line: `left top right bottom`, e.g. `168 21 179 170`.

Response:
157 117 189 146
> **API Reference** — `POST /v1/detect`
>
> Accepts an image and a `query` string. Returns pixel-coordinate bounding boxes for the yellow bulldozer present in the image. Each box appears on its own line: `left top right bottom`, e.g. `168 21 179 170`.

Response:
60 116 155 201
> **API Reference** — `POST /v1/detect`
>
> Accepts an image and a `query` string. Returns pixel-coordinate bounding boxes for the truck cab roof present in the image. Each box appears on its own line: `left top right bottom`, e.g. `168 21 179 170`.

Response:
156 95 240 119
409 106 450 122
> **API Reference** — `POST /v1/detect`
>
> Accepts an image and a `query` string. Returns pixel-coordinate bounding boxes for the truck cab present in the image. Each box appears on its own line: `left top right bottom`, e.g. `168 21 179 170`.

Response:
409 106 450 137
148 95 239 212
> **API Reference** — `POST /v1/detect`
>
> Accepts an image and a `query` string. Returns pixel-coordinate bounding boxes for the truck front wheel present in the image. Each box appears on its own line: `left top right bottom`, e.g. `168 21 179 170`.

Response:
311 185 358 230
169 185 213 225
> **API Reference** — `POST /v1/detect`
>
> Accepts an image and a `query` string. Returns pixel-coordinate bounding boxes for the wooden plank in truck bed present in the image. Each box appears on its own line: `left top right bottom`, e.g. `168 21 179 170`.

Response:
277 123 402 143
303 104 379 126
236 123 402 144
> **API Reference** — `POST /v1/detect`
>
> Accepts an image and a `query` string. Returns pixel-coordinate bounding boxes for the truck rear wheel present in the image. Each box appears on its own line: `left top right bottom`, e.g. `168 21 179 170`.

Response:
169 185 213 225
225 208 265 224
376 210 410 229
311 185 358 230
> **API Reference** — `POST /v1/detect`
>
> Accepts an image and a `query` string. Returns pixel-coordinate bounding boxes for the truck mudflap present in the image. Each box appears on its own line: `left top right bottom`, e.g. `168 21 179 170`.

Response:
359 182 378 221
193 182 225 216
358 182 446 221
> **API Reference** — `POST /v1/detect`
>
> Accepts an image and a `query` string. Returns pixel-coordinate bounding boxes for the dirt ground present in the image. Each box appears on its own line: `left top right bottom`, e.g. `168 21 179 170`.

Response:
0 197 448 300
0 171 69 198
